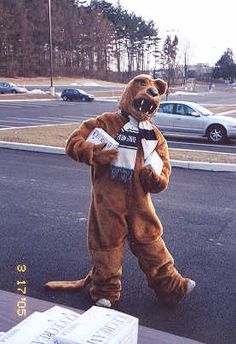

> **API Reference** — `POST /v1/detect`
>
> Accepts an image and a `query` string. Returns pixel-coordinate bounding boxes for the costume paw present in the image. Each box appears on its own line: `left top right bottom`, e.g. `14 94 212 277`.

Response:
95 298 112 308
140 167 161 192
93 144 118 165
186 279 196 295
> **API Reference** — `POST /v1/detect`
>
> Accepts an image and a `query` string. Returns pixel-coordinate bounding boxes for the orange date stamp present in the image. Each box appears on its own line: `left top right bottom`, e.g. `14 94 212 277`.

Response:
16 264 27 317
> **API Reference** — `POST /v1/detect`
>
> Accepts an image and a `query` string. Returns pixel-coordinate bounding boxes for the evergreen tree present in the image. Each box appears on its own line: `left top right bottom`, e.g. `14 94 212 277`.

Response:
213 48 236 82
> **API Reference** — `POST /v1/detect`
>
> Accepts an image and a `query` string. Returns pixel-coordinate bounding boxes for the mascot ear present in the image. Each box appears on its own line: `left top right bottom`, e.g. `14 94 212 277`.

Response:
155 79 168 95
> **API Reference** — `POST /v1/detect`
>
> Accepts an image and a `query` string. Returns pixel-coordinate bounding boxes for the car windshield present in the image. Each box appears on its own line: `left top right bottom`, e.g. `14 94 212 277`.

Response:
8 82 16 86
77 89 87 95
192 103 213 116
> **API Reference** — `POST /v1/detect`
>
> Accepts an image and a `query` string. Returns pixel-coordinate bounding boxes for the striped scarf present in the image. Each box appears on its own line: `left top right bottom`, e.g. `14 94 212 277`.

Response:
111 112 158 183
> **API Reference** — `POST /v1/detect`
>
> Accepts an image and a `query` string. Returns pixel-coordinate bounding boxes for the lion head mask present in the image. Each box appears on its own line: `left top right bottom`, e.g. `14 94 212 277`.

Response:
118 74 167 122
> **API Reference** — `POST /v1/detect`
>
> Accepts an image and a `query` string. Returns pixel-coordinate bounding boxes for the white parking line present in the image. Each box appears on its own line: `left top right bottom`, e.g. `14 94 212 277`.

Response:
217 109 236 115
37 116 84 122
168 140 236 150
0 102 63 108
61 115 91 119
0 104 22 109
170 147 236 155
202 103 236 107
0 122 79 131
8 116 84 123
0 119 47 125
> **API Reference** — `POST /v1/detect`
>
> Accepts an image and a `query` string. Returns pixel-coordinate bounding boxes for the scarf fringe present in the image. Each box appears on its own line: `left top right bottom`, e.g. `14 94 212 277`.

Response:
111 165 133 183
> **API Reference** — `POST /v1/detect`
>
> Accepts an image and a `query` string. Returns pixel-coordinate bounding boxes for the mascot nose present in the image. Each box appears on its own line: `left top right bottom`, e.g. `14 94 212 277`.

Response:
147 88 158 97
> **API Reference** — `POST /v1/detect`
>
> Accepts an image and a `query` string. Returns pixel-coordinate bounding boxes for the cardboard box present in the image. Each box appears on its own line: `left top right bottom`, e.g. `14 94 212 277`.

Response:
144 150 163 175
86 128 119 150
56 306 138 344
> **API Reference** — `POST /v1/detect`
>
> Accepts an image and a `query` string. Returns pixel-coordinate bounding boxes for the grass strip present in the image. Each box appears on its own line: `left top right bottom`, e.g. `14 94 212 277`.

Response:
0 124 235 164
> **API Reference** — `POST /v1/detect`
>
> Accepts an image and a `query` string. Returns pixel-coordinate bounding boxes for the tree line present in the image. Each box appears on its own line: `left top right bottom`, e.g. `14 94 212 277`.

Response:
0 0 235 83
0 0 162 81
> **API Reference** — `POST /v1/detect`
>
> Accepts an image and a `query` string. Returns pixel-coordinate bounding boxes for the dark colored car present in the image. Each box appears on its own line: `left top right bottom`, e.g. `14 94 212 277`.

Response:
0 82 27 94
61 88 95 102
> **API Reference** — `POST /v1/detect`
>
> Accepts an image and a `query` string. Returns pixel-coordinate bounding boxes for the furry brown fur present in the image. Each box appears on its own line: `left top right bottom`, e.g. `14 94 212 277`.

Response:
45 74 193 306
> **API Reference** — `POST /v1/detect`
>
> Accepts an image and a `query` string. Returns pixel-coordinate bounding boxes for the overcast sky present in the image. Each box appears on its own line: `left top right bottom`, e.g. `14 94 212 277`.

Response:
108 0 235 66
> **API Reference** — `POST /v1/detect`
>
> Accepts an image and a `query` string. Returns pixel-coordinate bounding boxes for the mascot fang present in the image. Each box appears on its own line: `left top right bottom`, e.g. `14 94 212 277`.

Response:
46 74 195 308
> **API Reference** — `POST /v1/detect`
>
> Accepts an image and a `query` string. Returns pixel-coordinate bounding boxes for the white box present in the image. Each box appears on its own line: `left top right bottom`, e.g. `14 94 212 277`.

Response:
0 312 45 344
56 306 138 344
144 150 163 175
86 128 119 150
0 306 81 344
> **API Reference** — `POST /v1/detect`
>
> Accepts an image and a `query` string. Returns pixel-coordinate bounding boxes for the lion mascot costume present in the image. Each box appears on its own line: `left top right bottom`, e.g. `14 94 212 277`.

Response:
46 74 195 308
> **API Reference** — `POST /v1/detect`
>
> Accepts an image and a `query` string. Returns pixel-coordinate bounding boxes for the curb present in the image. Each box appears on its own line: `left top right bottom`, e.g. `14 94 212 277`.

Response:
0 141 64 155
0 141 236 172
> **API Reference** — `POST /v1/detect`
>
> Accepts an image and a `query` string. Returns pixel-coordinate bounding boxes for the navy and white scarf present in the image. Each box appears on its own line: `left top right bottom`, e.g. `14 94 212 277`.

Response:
111 112 158 182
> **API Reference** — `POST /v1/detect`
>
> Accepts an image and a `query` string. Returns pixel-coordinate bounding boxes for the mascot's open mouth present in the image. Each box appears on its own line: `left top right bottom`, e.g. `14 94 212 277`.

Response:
133 98 157 116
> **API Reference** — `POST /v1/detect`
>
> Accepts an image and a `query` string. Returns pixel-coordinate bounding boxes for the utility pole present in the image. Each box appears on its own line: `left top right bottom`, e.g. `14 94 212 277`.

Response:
48 0 55 95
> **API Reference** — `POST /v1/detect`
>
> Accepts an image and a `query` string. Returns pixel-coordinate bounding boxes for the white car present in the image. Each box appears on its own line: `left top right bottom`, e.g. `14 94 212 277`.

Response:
153 101 236 144
0 82 27 94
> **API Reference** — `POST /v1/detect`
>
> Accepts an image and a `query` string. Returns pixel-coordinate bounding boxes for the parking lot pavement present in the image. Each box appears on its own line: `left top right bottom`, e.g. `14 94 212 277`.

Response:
0 100 236 155
0 100 117 128
0 148 236 344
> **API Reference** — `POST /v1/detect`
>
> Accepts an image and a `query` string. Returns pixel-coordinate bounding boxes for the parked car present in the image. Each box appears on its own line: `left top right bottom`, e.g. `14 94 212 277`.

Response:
153 101 236 144
0 82 27 94
61 88 95 102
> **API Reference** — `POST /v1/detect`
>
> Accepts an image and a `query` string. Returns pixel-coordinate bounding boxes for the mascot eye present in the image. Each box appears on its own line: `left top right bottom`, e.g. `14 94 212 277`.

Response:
139 79 146 86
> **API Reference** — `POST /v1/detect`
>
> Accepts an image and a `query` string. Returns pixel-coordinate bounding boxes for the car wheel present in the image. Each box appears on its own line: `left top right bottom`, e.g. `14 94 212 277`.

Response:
62 95 69 101
207 124 227 144
11 89 17 94
81 97 86 102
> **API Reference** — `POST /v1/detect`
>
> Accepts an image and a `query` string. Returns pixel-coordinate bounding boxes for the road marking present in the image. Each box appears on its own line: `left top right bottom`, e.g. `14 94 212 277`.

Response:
170 147 236 156
8 116 82 122
0 104 22 109
168 140 236 150
0 98 57 103
37 116 84 122
0 122 79 131
0 119 50 125
202 103 236 107
217 109 236 115
61 115 86 119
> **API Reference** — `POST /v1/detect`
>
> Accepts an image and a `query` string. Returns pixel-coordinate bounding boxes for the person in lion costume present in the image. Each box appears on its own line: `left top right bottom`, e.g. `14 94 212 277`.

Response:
46 74 195 308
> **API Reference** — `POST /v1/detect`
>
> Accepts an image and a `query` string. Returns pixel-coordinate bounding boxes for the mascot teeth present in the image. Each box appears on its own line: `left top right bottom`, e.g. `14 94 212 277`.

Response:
133 98 156 116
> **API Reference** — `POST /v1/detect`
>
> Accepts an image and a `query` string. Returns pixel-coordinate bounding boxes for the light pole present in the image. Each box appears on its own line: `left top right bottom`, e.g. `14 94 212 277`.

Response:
48 0 55 95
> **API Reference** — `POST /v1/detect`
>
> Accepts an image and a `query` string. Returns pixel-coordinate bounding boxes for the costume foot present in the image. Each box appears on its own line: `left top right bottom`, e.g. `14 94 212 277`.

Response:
159 278 196 307
95 298 112 308
186 279 196 295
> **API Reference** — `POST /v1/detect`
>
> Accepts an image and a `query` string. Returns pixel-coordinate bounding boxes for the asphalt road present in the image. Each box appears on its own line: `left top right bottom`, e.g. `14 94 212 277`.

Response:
0 100 236 154
168 90 236 106
20 83 236 105
0 99 116 128
0 148 235 344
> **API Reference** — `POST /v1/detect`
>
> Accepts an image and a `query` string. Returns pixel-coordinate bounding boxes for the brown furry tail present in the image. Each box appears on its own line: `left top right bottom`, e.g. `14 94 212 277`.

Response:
45 272 91 290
